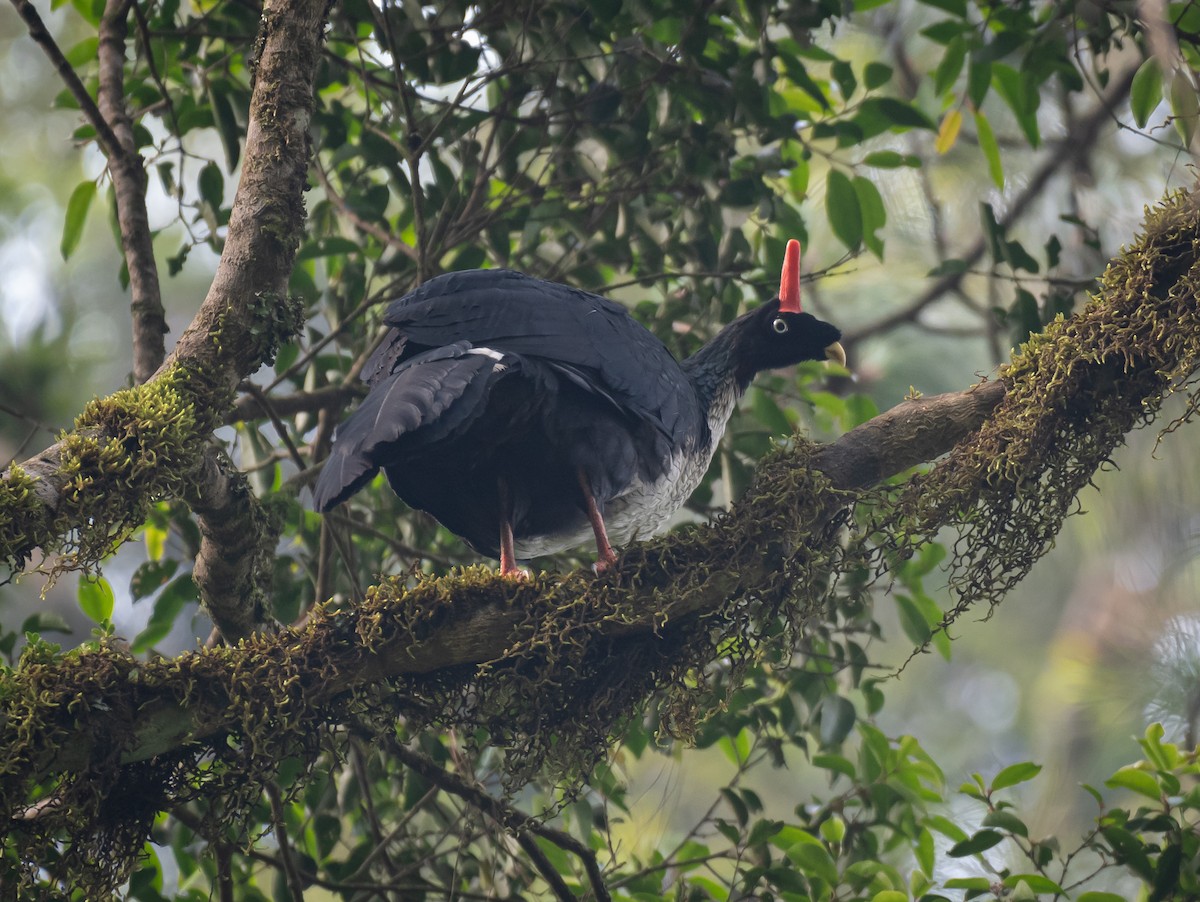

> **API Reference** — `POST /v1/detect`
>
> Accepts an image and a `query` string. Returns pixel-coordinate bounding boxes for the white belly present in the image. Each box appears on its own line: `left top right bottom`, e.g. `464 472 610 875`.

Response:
512 380 739 560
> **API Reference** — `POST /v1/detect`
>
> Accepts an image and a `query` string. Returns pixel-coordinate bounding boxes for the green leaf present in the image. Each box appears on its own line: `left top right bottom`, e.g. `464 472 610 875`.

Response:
721 788 749 826
786 841 838 884
819 815 845 844
925 814 968 843
992 64 1040 147
861 97 936 131
864 62 893 90
130 559 180 601
646 16 681 45
825 170 862 251
870 893 907 902
1131 57 1163 129
1170 70 1199 147
895 593 931 644
832 60 857 99
64 36 100 67
1105 765 1162 801
749 387 794 435
1100 826 1155 880
862 150 919 168
915 827 935 876
974 110 1004 189
1077 893 1130 902
198 162 224 212
812 753 856 781
208 79 243 170
982 809 1028 837
948 829 1003 857
934 37 967 96
131 575 197 652
78 576 115 623
991 761 1042 791
61 181 97 260
818 695 857 746
1002 874 1063 893
144 522 168 561
719 727 753 765
967 56 991 108
1138 721 1175 769
852 175 886 258
944 877 991 890
748 818 783 847
20 613 72 635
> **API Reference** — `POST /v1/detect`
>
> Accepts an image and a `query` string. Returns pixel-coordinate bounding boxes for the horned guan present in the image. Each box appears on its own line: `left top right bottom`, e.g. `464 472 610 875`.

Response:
312 240 845 575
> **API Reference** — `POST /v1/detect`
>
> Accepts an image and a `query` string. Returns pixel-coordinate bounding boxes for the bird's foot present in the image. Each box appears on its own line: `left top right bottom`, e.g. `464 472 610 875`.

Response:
592 550 619 576
500 564 530 580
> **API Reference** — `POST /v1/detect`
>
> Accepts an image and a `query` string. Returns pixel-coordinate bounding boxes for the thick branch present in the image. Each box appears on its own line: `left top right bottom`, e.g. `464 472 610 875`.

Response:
37 380 1005 776
0 0 325 633
811 380 1006 490
185 448 280 642
159 0 322 384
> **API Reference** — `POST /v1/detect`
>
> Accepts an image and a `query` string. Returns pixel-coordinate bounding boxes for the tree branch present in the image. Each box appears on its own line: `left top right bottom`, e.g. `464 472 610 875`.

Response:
29 379 1004 779
388 742 611 902
845 63 1137 345
185 447 280 642
98 0 168 384
6 0 125 160
0 0 325 632
228 383 362 424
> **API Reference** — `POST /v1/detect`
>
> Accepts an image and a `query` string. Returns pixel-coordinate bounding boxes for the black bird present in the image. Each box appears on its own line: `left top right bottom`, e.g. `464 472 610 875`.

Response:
313 240 845 575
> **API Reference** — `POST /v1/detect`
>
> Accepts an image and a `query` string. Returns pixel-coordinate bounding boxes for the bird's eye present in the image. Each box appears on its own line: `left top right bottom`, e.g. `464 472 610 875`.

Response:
772 317 789 334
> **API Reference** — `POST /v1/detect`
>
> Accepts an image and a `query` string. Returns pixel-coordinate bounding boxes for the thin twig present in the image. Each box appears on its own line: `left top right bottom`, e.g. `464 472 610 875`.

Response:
389 741 611 902
6 0 125 159
846 63 1137 345
216 843 234 902
266 782 308 901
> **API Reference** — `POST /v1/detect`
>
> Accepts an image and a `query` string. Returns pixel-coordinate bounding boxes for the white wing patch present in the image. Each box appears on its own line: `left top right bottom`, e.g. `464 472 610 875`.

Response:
468 346 507 372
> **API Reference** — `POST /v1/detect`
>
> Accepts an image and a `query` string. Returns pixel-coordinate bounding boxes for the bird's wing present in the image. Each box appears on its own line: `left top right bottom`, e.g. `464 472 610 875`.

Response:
312 343 510 511
378 269 703 445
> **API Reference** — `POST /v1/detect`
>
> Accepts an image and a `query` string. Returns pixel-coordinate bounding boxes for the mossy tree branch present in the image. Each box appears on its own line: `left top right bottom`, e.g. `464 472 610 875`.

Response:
0 0 323 639
7 187 1200 887
24 381 1003 783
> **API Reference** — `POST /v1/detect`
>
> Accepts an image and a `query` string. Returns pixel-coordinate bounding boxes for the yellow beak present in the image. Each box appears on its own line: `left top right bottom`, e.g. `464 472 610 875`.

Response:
825 341 847 368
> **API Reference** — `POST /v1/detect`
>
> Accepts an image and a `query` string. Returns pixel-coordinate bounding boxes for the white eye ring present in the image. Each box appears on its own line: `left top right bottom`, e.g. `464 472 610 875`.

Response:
772 317 789 334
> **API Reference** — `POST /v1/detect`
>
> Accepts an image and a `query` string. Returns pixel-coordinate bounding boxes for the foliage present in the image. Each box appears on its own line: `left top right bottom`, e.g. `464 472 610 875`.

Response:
1 0 1199 899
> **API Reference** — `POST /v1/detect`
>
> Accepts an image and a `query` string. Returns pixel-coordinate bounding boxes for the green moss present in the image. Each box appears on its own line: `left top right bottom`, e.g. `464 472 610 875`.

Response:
885 189 1200 630
211 293 304 366
0 448 854 896
15 188 1200 894
0 362 223 576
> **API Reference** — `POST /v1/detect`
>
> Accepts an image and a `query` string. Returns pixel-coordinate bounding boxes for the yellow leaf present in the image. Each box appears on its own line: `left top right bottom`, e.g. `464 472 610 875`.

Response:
935 109 963 154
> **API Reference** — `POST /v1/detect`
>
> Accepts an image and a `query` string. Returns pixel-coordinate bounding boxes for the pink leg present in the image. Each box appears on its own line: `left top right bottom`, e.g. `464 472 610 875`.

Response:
497 478 527 579
578 470 618 573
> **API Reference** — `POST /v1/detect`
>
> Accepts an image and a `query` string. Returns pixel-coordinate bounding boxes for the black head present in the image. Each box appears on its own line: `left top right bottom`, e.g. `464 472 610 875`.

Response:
731 239 844 386
732 301 844 387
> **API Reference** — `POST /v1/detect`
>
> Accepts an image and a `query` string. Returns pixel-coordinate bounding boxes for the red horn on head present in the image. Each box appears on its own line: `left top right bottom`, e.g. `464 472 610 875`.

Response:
779 239 802 314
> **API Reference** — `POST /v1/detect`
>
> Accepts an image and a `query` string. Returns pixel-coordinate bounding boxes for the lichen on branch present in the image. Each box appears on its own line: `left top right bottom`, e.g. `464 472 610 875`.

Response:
0 364 223 576
888 189 1200 626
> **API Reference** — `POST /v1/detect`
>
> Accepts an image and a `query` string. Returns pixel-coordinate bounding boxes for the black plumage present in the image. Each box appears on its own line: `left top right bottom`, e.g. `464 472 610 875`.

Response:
313 241 844 574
